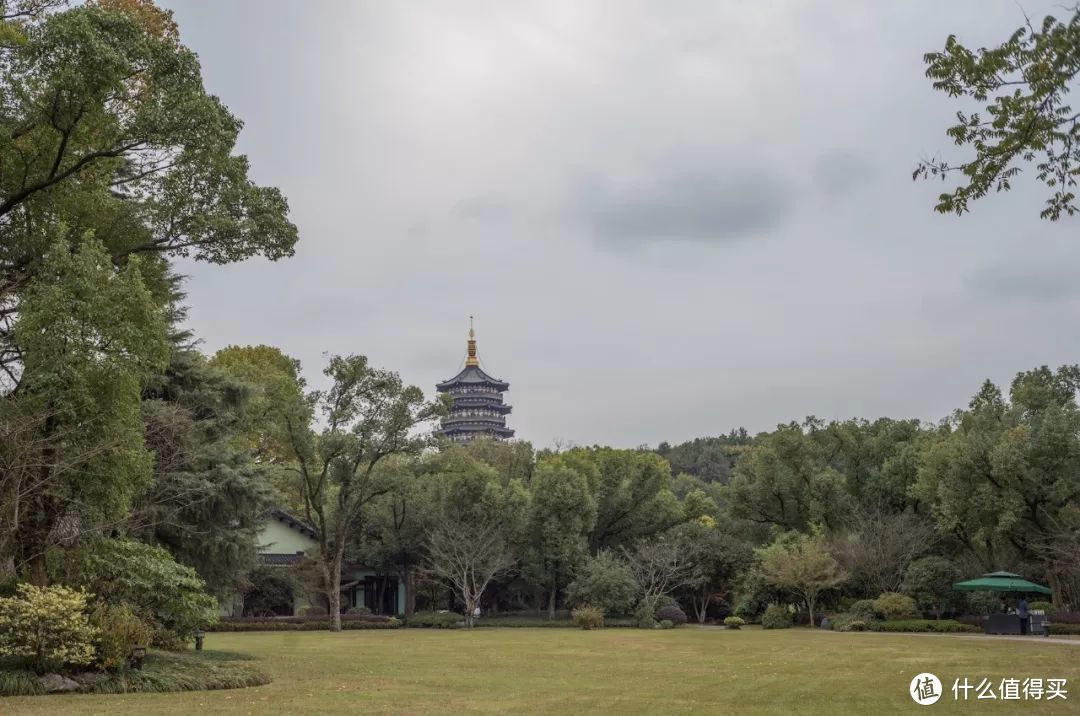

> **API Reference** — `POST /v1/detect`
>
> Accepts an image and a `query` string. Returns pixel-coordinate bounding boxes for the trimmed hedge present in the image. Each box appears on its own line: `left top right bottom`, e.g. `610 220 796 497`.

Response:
1047 623 1080 635
1050 610 1080 624
406 612 465 629
209 615 399 632
474 616 638 628
868 619 979 634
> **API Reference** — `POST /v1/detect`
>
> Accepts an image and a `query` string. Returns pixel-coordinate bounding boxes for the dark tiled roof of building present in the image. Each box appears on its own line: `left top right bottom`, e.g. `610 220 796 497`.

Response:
436 364 509 391
260 553 305 566
265 508 316 538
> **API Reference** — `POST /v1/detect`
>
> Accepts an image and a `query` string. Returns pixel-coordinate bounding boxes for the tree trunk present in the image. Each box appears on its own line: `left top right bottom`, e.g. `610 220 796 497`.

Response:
807 595 816 629
547 580 557 620
404 568 416 617
465 595 476 628
328 546 344 632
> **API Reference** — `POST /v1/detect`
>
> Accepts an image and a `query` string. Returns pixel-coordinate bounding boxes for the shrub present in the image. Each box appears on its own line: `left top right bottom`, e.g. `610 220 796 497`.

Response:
298 605 328 617
874 592 918 620
572 606 604 630
242 566 296 617
826 614 871 631
1050 610 1080 624
655 604 688 626
955 614 985 628
1028 601 1054 615
1047 623 1080 635
723 616 745 629
868 619 979 634
406 611 464 629
345 606 372 616
91 603 153 671
963 590 999 616
634 602 656 629
0 584 99 673
761 604 793 630
848 599 881 621
658 619 674 629
565 551 639 615
49 539 217 647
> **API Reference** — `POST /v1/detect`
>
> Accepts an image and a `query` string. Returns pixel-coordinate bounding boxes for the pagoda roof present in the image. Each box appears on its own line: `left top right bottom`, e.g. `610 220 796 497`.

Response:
436 364 509 391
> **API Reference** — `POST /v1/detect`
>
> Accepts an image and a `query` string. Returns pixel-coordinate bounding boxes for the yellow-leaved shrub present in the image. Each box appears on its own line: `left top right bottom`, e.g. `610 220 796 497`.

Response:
0 584 99 673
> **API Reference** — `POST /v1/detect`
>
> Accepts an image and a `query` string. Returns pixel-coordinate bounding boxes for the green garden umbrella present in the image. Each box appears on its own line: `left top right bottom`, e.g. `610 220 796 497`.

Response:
952 571 1051 595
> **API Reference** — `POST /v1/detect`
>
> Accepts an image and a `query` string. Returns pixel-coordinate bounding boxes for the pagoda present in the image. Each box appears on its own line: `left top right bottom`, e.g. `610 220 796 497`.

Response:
435 318 514 443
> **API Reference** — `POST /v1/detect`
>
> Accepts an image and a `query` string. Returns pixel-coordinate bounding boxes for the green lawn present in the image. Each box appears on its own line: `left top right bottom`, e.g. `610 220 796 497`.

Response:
3 627 1079 714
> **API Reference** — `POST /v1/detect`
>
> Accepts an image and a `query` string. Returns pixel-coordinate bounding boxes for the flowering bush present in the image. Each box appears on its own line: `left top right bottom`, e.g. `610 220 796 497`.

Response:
572 606 605 630
723 616 745 629
0 584 99 673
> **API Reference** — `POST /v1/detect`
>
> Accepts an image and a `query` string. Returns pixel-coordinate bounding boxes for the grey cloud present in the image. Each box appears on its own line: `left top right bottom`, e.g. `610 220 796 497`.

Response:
573 164 793 247
812 150 877 197
966 259 1080 303
455 195 513 222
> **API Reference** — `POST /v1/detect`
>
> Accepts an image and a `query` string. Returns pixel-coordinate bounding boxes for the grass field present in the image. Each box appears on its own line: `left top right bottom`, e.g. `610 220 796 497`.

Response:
3 627 1079 714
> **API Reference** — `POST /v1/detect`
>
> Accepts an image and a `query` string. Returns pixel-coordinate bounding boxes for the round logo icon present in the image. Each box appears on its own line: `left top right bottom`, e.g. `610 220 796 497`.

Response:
910 673 943 705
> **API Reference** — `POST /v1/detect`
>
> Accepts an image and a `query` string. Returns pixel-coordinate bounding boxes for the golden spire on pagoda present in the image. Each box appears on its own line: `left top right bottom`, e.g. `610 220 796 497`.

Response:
465 315 479 366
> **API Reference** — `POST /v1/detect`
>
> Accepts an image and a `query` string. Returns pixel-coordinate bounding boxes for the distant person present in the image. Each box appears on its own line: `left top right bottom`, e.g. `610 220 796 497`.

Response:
1000 596 1009 614
1018 597 1030 635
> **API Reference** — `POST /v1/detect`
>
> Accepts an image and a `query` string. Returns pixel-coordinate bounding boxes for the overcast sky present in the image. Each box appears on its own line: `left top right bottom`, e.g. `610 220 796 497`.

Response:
163 0 1080 449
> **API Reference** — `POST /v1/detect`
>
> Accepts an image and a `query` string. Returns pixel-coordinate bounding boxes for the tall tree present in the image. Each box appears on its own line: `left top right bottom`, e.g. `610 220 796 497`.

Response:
132 349 275 596
285 355 443 631
915 9 1080 220
0 0 296 392
525 459 596 619
424 447 527 624
915 366 1080 606
3 237 167 584
554 447 681 551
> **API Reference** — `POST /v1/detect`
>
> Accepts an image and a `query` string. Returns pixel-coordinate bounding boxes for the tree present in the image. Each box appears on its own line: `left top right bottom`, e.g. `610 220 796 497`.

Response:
423 446 528 618
829 507 936 595
554 447 681 551
426 519 516 628
131 349 276 596
902 556 962 620
728 422 852 531
626 533 695 611
564 551 639 615
284 355 444 631
357 459 434 617
758 529 846 627
0 1 296 393
915 366 1080 607
525 458 596 619
3 237 167 584
210 344 309 511
915 9 1080 220
670 520 754 623
655 429 752 485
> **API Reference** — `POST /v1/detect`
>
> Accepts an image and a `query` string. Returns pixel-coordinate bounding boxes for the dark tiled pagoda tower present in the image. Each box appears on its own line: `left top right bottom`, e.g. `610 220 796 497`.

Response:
435 318 514 443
